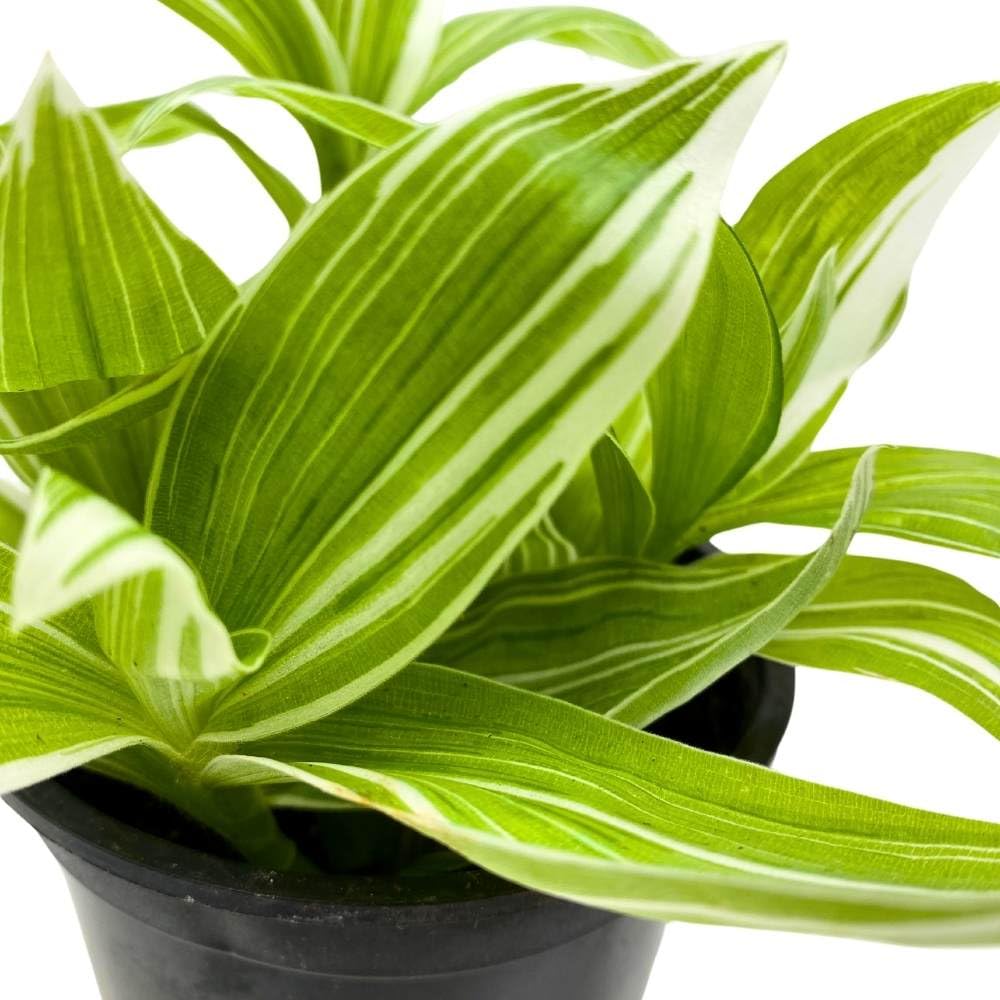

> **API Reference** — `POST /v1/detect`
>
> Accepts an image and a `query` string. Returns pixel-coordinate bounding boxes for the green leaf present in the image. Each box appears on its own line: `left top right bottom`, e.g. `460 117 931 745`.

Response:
590 433 654 556
543 449 609 558
0 483 26 548
0 60 236 515
643 224 782 559
507 427 654 570
702 447 1000 558
0 543 158 793
150 48 784 743
415 6 676 110
510 224 780 565
264 781 364 812
1 95 309 229
758 555 1000 740
496 514 580 580
430 449 875 726
155 0 352 184
13 470 266 741
733 83 1000 486
0 377 164 518
0 360 188 457
613 391 654 485
779 248 836 403
324 0 444 111
117 100 308 226
205 662 1000 945
0 58 234 392
128 76 420 156
156 0 347 91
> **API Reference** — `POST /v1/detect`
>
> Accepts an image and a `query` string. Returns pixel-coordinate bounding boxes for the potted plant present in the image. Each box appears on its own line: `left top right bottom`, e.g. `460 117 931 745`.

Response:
2 2 999 998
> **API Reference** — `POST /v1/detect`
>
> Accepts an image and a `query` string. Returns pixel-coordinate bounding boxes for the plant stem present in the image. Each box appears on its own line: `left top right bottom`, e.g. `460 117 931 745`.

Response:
193 784 310 872
96 747 315 873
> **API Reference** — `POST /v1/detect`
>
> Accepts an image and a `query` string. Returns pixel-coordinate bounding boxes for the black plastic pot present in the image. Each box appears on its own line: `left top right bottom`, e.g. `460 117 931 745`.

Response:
5 657 793 1000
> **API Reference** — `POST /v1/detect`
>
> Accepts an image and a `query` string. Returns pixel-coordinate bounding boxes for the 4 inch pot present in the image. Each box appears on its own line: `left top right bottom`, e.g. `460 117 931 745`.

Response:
5 657 794 1000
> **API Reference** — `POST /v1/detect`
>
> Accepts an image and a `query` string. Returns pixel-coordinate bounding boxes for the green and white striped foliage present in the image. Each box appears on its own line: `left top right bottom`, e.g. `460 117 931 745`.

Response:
730 83 1000 493
0 541 160 793
0 362 191 459
496 513 580 579
0 482 26 548
0 91 310 227
148 47 785 743
153 1 676 183
0 58 233 392
641 223 781 558
431 449 875 725
2 5 1000 950
540 84 1000 566
325 0 444 111
504 430 655 576
703 446 1000 559
758 555 1000 740
412 5 675 110
13 470 265 712
206 662 1000 946
434 548 1000 746
0 59 234 516
129 76 419 153
156 0 347 91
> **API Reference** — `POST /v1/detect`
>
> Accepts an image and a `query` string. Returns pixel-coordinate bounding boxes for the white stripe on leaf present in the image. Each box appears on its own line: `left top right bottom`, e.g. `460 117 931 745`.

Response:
13 469 266 687
146 48 784 742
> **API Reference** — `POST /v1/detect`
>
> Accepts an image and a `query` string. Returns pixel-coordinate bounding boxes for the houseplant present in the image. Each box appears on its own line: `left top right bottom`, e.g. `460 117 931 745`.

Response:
1 1 1000 997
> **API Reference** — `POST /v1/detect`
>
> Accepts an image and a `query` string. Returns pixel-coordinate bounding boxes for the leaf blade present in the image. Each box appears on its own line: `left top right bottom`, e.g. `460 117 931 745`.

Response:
430 449 876 725
590 433 655 556
13 470 261 689
416 6 675 110
154 0 354 184
151 48 784 742
703 446 1000 557
325 0 444 111
644 224 782 558
128 76 419 154
0 543 157 793
204 662 1000 945
732 83 1000 485
0 59 234 392
0 361 188 457
759 554 1000 740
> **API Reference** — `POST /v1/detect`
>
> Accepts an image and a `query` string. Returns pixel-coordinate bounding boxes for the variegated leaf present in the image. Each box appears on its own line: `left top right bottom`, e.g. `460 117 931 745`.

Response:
156 0 347 90
1 95 309 226
760 555 1000 738
150 48 784 743
415 6 675 110
325 0 444 112
702 447 1000 558
430 449 875 726
0 483 26 548
730 83 1000 492
154 0 352 184
205 662 1000 945
128 76 419 155
591 433 655 557
13 470 265 692
0 361 188 458
0 58 233 392
0 542 159 793
643 224 781 558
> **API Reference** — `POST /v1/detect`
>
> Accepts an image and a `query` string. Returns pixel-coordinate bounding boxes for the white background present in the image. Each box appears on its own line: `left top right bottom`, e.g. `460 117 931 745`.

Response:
1 1 999 997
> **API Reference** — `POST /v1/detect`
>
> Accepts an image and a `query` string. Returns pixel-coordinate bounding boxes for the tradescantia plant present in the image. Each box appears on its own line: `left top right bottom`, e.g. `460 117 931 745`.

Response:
1 0 1000 944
